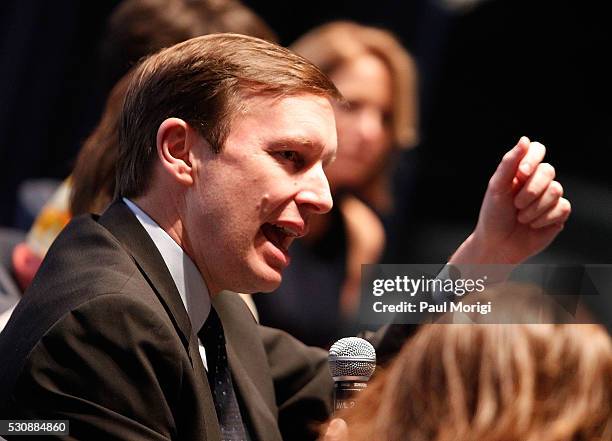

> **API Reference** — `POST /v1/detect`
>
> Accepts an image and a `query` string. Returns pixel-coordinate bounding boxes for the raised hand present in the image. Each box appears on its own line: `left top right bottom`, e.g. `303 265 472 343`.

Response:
450 136 571 265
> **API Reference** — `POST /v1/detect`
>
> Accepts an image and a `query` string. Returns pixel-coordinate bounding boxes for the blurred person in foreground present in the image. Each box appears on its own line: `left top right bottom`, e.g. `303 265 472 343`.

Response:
255 22 420 346
323 285 611 441
323 322 611 441
0 33 570 441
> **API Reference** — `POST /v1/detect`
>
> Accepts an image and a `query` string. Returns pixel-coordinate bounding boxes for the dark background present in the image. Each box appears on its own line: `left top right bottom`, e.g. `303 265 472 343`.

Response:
1 0 610 264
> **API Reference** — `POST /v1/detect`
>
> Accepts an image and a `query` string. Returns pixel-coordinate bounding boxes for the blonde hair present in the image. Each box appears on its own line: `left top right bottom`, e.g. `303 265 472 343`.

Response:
334 324 612 441
291 21 418 149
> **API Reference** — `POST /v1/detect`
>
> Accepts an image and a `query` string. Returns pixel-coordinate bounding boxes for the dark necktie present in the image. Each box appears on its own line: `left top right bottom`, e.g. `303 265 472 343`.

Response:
198 308 249 441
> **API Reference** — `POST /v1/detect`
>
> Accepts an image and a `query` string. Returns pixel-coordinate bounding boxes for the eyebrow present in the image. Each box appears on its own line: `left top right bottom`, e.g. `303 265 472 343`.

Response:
268 137 337 167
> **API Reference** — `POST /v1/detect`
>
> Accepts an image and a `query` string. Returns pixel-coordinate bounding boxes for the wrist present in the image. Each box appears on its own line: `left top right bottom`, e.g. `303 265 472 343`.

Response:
448 232 516 283
449 232 486 264
449 231 515 265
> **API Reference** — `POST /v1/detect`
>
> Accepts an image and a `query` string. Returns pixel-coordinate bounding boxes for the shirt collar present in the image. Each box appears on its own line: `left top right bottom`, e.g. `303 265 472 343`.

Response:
123 198 211 332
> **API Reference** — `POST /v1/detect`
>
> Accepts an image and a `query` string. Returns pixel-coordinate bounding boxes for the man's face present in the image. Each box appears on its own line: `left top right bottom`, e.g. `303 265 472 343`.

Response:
183 94 337 294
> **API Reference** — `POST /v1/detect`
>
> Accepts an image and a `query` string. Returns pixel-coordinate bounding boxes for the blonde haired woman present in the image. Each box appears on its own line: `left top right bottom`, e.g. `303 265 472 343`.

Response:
325 323 612 441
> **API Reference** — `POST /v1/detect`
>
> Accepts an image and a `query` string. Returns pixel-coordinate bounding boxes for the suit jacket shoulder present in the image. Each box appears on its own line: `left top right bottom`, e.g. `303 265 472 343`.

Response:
0 213 141 396
0 205 219 440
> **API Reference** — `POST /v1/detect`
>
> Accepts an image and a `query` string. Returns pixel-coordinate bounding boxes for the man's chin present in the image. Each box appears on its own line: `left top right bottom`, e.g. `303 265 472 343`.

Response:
258 266 283 292
255 272 282 293
237 263 283 294
235 253 286 293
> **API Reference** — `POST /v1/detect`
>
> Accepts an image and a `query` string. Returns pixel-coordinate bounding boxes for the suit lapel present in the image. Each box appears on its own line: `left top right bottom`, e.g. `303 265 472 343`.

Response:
226 344 283 441
99 201 193 352
214 292 282 441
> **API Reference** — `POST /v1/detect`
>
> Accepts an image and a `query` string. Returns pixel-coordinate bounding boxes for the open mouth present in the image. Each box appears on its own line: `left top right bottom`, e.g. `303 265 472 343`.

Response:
261 222 300 253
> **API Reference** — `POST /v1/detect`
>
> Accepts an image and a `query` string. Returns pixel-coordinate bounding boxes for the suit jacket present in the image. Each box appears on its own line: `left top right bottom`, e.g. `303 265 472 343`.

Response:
0 201 333 441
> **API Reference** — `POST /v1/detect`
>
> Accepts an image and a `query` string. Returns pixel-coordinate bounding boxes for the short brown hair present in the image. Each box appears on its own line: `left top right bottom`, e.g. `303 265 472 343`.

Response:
117 33 342 198
291 21 419 149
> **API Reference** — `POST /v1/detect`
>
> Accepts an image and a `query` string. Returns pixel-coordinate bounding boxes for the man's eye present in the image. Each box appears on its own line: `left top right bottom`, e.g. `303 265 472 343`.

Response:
279 151 297 161
276 150 303 166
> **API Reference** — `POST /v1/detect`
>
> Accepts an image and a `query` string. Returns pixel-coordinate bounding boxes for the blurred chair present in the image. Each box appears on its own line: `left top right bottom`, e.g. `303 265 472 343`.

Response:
14 179 61 231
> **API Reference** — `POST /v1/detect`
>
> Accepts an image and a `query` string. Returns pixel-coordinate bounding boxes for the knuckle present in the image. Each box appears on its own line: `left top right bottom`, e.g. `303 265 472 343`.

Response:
525 187 539 200
530 218 543 228
540 162 555 178
487 176 498 191
531 141 546 154
561 198 572 214
518 210 531 222
548 181 563 198
514 193 527 208
502 151 514 164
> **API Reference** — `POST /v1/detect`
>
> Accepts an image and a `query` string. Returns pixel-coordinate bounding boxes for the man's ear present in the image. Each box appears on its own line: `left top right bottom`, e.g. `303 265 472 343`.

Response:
156 118 196 187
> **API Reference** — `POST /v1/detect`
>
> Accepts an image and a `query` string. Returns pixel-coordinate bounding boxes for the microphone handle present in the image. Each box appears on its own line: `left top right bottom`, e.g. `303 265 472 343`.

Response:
333 380 368 414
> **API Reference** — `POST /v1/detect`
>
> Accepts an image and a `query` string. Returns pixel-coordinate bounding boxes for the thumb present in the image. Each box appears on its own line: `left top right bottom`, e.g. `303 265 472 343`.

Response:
488 136 530 193
321 418 349 441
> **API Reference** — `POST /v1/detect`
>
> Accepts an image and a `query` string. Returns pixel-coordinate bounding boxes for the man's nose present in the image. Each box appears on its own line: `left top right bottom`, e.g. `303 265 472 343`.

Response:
295 164 333 215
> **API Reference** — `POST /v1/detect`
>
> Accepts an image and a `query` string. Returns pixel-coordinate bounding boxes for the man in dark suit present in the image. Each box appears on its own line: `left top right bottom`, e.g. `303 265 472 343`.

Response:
0 34 570 440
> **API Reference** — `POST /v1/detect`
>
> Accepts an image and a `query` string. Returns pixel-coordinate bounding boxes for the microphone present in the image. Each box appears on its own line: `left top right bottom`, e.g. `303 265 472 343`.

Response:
328 337 376 413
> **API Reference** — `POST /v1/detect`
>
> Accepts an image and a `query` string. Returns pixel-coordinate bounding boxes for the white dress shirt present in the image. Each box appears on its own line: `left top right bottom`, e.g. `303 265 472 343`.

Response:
124 198 211 369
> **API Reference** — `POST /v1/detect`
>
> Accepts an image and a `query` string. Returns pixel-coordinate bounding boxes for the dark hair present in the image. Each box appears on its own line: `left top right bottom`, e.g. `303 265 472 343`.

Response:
100 0 277 90
117 33 342 198
70 72 133 215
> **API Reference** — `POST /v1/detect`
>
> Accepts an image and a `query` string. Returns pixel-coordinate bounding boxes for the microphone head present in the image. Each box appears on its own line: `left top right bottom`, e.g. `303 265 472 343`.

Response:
328 337 376 382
